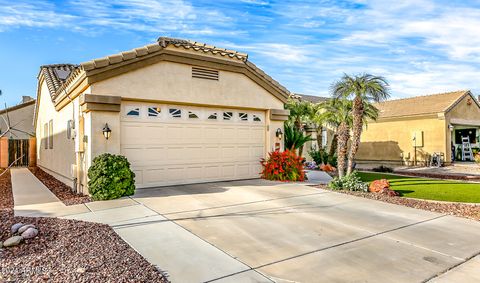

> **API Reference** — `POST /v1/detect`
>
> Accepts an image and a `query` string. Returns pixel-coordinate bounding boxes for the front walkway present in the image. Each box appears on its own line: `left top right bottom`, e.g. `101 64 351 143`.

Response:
11 168 90 217
10 169 480 283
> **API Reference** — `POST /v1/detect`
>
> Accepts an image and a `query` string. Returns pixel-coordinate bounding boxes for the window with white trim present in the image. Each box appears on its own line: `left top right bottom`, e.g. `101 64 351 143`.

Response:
223 112 233 121
49 120 53 149
238 112 248 121
169 108 182 118
126 107 140 117
148 106 161 117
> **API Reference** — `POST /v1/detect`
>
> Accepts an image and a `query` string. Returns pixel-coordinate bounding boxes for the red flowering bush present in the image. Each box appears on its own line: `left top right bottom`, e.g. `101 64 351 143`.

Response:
320 164 336 172
260 150 305 182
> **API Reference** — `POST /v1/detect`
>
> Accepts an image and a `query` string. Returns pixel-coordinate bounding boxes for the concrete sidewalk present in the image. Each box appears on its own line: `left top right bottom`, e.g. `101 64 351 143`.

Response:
11 168 89 217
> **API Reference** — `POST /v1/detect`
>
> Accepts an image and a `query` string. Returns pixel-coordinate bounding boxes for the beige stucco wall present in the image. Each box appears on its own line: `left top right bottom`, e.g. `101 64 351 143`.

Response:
357 116 447 165
445 94 480 161
91 61 284 110
35 80 77 186
0 102 35 139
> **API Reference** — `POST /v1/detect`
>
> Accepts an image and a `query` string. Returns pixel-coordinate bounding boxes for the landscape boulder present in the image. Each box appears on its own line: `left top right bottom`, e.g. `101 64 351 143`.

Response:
21 228 39 239
11 223 24 234
369 179 390 193
18 224 35 234
3 236 23 247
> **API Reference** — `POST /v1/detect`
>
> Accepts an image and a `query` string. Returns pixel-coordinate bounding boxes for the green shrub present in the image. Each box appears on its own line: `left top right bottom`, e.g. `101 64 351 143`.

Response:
328 171 368 192
327 155 338 167
372 165 393 173
309 150 323 165
88 153 136 200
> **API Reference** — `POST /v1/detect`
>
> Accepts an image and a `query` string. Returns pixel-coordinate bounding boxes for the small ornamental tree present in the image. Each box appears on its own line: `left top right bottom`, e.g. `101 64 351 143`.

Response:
88 153 136 200
260 150 305 182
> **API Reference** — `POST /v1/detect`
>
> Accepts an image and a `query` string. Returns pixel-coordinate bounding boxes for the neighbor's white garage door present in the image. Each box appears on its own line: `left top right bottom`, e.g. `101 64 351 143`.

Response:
120 103 266 188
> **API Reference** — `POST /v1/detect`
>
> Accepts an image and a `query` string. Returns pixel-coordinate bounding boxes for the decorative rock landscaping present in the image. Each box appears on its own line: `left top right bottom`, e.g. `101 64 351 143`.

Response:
2 223 39 247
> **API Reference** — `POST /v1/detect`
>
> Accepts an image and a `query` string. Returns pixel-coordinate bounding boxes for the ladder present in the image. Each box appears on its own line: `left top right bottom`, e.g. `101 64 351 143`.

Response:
461 136 473 161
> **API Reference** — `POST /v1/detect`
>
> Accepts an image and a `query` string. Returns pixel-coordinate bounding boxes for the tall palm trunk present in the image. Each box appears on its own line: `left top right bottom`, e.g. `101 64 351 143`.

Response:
316 126 323 150
329 132 338 157
337 122 350 178
347 96 364 175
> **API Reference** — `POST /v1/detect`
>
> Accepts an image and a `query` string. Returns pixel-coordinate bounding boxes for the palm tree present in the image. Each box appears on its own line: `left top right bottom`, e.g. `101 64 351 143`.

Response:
332 74 390 175
285 98 310 130
321 98 352 177
305 102 326 150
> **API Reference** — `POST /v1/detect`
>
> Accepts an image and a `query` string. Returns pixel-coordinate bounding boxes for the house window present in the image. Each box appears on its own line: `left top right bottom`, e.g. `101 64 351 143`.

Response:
148 107 161 117
126 107 140 117
322 128 328 147
208 113 217 120
223 112 233 121
188 111 199 119
253 114 262 122
169 108 182 118
49 120 53 149
239 112 248 121
44 123 48 149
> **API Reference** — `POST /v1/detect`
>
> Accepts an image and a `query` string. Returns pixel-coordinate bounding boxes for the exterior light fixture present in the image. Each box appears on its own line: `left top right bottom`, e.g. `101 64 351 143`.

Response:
102 123 111 140
448 124 454 131
276 128 283 140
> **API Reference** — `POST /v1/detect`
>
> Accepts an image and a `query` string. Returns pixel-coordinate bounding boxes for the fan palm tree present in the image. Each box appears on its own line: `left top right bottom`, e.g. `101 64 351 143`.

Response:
321 98 352 177
332 74 390 175
285 98 310 130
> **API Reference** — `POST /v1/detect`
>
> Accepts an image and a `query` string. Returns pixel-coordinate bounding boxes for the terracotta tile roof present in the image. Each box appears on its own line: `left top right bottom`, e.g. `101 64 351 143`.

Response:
292 93 330 104
41 36 290 101
39 64 78 100
375 90 470 118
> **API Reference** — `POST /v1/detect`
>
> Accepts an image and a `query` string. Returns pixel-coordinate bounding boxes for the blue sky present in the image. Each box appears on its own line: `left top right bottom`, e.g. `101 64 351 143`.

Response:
1 0 480 106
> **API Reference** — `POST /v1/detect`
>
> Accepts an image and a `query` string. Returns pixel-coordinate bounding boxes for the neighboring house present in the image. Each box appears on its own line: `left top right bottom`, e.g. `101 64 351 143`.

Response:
0 96 35 139
356 90 480 166
35 37 290 192
0 96 36 168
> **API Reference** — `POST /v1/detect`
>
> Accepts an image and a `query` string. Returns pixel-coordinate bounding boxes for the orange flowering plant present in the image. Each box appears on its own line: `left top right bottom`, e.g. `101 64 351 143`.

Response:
260 150 305 182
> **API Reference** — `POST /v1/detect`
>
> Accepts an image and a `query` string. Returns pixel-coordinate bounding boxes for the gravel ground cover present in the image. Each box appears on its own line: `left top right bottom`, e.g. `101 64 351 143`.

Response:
29 167 91 206
320 186 480 221
1 170 169 283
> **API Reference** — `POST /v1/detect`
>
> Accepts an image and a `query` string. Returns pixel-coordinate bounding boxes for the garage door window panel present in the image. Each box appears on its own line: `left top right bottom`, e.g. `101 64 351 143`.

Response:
169 108 182 118
126 106 141 117
148 107 162 118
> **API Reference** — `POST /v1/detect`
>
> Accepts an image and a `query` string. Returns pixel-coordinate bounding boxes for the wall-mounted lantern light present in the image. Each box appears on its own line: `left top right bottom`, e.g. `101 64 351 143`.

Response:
276 128 283 140
448 124 454 131
102 123 111 140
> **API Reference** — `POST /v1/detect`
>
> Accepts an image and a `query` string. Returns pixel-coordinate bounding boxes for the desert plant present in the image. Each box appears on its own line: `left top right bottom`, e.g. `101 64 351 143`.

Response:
284 124 314 156
260 150 305 181
328 171 368 192
88 153 136 200
309 149 324 165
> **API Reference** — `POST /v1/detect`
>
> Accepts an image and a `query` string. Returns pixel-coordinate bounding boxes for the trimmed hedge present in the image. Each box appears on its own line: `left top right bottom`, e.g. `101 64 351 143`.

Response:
88 153 136 200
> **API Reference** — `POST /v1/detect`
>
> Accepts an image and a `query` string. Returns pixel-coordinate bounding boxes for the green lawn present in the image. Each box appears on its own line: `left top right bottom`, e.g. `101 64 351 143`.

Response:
357 172 480 203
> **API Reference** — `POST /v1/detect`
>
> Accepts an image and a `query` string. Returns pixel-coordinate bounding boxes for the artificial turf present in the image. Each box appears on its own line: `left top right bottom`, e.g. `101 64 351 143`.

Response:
357 171 480 203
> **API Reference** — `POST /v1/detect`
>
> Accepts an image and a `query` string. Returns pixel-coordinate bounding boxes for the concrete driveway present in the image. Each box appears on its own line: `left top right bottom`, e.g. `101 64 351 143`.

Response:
64 179 480 283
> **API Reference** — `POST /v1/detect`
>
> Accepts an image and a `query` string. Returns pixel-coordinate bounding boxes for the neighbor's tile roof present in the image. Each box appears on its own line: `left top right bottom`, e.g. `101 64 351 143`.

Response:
293 94 330 104
375 90 469 118
39 64 78 100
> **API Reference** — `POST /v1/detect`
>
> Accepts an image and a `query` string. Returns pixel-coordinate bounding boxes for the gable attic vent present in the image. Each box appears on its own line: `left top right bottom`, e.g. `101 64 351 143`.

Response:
192 67 219 81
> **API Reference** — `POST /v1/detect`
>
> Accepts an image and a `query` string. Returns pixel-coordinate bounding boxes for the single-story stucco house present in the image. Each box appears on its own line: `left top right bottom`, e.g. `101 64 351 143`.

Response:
356 90 480 166
35 37 290 193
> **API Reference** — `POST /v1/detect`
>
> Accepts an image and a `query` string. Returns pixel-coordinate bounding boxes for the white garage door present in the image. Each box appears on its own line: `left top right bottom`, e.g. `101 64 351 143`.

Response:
120 103 266 188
